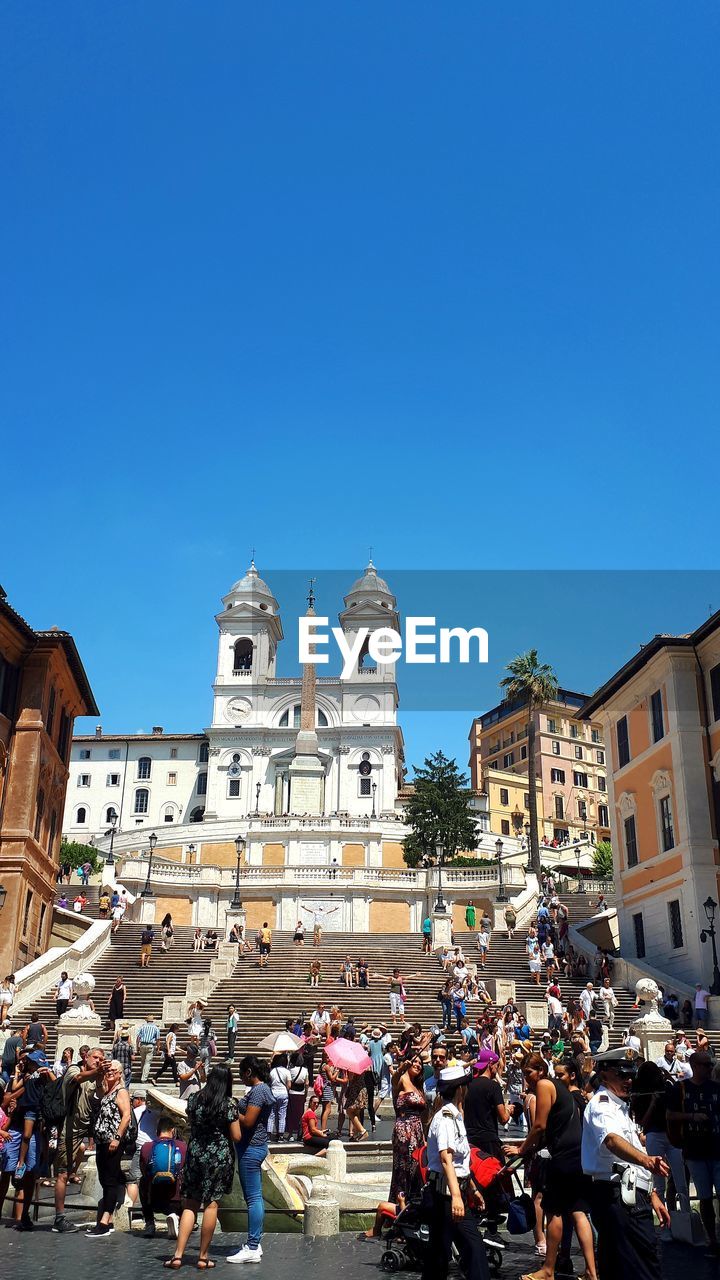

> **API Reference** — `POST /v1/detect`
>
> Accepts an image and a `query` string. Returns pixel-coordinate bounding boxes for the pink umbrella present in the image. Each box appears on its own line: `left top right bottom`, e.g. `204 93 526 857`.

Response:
324 1038 372 1075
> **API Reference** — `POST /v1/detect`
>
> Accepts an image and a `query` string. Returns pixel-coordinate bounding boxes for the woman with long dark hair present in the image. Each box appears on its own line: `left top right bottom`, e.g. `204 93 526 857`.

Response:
165 1065 240 1270
226 1056 274 1264
389 1052 427 1203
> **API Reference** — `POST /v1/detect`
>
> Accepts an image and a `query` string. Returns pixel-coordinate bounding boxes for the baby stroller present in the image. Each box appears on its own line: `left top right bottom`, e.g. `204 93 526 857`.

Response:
378 1148 517 1276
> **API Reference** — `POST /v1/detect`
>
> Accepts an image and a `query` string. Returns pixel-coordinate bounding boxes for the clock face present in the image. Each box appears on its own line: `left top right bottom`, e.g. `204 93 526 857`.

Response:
353 694 380 723
224 697 251 725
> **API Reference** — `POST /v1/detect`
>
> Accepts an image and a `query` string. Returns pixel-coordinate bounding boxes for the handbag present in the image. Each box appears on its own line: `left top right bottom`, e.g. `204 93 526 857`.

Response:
506 1192 535 1235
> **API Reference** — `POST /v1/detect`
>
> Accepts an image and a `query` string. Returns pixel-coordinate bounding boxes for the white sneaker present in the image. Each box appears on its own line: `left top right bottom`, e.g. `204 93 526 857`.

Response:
166 1213 179 1239
226 1246 263 1264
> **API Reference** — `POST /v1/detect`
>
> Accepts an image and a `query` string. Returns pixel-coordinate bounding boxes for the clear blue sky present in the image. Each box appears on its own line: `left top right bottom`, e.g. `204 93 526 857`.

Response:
3 4 719 770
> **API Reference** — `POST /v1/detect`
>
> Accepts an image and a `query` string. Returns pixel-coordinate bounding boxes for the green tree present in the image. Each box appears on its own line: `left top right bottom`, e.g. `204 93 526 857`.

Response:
59 839 102 875
500 649 559 881
592 840 614 879
403 751 478 868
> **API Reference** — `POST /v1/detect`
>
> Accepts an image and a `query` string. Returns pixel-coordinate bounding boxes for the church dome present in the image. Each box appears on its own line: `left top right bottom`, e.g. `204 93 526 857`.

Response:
344 561 396 610
223 562 277 612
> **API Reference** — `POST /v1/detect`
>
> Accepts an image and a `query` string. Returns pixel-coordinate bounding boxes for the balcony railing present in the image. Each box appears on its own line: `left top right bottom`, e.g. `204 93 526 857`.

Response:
116 858 527 892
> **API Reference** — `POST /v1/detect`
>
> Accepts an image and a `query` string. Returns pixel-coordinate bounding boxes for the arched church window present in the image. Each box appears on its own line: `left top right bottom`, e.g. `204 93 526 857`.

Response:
76 806 87 824
134 788 149 814
199 742 209 764
358 639 377 672
233 639 253 672
279 704 328 727
164 806 174 823
190 806 205 823
105 806 117 824
137 756 151 780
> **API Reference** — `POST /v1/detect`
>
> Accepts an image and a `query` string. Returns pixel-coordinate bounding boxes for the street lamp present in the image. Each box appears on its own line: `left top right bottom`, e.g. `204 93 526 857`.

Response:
232 833 246 909
434 843 447 913
371 781 377 819
104 811 118 867
700 896 720 996
495 837 508 902
141 832 157 897
187 842 196 864
255 782 261 817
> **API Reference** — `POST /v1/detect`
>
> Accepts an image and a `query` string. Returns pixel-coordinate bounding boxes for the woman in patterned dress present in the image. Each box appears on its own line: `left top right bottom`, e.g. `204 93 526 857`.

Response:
389 1053 427 1202
165 1065 241 1270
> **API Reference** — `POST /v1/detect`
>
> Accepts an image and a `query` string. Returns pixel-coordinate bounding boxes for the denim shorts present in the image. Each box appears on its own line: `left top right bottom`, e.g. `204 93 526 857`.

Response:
0 1129 38 1174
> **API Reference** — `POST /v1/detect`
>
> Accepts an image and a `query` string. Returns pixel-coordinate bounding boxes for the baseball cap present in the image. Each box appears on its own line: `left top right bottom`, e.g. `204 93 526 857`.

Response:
27 1050 48 1067
438 1065 472 1087
474 1049 499 1071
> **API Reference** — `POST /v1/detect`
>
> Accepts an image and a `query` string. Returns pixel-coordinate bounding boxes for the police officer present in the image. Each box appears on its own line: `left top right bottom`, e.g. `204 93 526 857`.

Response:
581 1047 671 1278
421 1065 489 1280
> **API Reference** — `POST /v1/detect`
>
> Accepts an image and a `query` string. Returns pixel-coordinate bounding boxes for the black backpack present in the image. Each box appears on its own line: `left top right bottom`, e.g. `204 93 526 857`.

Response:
119 1107 139 1157
39 1076 67 1130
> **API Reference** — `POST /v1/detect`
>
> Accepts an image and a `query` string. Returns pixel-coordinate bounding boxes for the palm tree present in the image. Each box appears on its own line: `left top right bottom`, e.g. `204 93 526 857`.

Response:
500 650 559 881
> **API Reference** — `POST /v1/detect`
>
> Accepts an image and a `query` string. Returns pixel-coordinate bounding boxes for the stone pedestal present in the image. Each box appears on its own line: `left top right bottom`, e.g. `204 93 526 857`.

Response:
629 977 673 1062
137 895 157 924
431 909 453 951
56 972 103 1059
525 1000 549 1032
325 1140 347 1183
483 977 516 1006
224 906 247 943
304 1175 340 1237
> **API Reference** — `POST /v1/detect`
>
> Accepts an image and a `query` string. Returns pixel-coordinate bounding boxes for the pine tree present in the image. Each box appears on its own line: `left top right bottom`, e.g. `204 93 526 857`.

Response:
500 649 559 880
403 751 478 868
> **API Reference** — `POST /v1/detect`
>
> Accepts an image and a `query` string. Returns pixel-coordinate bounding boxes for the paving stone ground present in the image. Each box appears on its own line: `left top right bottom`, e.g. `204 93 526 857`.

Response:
2 1220 718 1280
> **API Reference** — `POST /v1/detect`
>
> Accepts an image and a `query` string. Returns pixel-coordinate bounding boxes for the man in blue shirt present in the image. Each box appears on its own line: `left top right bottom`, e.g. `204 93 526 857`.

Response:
421 916 433 954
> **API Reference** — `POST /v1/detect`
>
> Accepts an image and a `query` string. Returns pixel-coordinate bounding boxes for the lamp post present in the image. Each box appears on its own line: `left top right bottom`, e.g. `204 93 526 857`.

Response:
371 781 377 819
187 842 196 865
255 782 261 817
141 832 157 897
434 843 447 913
104 811 118 867
495 837 508 902
232 833 246 909
700 896 720 996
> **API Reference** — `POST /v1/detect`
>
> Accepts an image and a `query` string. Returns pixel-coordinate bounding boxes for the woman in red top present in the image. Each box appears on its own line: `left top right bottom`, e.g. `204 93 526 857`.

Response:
301 1096 330 1155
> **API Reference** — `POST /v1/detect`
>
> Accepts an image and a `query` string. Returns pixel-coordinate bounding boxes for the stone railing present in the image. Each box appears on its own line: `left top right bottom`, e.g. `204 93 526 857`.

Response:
12 916 113 1014
571 877 615 895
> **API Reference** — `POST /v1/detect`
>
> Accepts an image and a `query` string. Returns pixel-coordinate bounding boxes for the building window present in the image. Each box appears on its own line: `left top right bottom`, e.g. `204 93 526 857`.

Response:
552 740 560 755
596 749 605 765
624 814 638 867
570 724 579 739
591 728 601 744
137 756 151 780
190 806 205 822
199 742 210 764
711 663 720 723
170 747 178 760
547 718 557 733
76 806 87 824
228 778 240 798
551 768 565 784
78 773 91 788
651 690 665 743
668 899 684 949
616 716 630 768
575 745 584 760
164 806 175 823
134 788 149 815
523 792 530 809
573 770 588 788
167 772 177 785
555 795 564 820
500 819 510 836
105 806 117 823
23 889 32 937
0 655 20 721
499 787 509 806
598 804 609 827
107 773 120 786
633 912 646 959
660 794 675 851
79 748 91 760
197 772 208 796
359 776 372 796
578 798 588 820
58 709 71 761
233 638 253 672
503 752 514 768
489 760 498 771
520 745 527 760
46 685 56 738
108 748 121 760
279 704 328 728
598 775 606 791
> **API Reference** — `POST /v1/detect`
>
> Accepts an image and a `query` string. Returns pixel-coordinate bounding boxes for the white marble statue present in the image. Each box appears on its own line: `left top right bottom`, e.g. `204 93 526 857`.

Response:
59 971 101 1024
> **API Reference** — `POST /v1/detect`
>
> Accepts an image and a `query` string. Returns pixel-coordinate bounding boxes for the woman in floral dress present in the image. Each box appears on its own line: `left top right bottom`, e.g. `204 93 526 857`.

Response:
166 1065 241 1270
389 1053 427 1202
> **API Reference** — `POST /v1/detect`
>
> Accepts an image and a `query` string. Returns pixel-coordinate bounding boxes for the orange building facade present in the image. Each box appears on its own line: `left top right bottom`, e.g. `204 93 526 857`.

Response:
582 612 720 988
469 689 611 845
0 589 98 975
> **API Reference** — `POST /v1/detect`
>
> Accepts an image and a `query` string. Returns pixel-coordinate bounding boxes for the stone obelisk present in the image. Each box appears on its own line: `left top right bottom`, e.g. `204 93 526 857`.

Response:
288 581 325 813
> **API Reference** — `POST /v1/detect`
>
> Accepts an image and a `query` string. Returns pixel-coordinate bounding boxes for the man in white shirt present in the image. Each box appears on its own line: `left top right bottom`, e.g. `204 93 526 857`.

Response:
579 983 595 1020
655 1042 692 1080
546 991 563 1033
694 983 710 1027
599 977 618 1029
476 931 490 968
311 1003 331 1036
453 962 470 985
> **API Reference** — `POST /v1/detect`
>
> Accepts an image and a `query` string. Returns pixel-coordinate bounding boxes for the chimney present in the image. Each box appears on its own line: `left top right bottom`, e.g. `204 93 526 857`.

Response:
95 725 103 737
152 726 163 735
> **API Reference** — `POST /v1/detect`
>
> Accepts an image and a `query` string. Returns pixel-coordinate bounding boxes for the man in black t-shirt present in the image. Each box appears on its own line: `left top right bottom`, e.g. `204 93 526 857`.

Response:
463 1049 509 1159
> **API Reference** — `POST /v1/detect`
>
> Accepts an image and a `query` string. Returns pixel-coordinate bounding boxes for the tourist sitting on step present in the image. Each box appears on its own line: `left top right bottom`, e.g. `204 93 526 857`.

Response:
300 1095 330 1154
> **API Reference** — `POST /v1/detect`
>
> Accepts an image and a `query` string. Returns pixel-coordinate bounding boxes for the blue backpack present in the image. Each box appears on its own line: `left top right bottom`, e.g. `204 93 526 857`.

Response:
147 1138 182 1188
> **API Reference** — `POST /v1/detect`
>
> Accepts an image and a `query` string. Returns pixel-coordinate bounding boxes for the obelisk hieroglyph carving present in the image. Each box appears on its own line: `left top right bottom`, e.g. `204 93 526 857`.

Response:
288 580 325 813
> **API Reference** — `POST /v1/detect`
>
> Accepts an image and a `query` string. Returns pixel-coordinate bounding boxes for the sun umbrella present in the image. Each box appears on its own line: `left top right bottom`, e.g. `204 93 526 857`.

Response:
256 1030 303 1054
324 1038 372 1075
